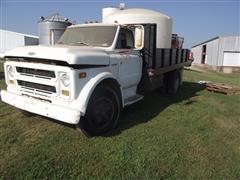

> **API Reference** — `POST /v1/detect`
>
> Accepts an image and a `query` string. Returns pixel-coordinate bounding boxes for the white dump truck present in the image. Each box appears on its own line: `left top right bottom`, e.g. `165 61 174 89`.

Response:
1 7 192 136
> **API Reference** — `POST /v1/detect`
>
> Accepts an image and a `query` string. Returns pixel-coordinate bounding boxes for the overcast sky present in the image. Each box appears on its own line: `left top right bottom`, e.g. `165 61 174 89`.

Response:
1 0 239 48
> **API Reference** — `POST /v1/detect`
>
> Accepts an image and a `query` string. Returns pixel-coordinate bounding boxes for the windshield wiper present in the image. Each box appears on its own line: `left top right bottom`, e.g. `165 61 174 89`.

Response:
70 42 89 46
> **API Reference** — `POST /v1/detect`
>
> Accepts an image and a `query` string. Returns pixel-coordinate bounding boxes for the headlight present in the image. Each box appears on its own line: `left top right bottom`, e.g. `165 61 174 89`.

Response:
60 73 70 87
7 65 14 77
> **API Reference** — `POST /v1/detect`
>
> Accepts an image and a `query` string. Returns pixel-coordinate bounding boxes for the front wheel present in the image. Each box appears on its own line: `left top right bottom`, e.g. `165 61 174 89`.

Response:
79 85 121 136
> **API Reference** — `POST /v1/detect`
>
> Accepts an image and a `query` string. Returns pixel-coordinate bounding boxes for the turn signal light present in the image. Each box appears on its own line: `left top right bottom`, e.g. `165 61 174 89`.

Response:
62 90 69 96
9 80 14 85
79 72 87 79
189 51 194 61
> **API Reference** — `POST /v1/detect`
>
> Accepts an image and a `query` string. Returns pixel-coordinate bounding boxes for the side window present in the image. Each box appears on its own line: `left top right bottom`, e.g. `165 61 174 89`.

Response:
116 28 134 49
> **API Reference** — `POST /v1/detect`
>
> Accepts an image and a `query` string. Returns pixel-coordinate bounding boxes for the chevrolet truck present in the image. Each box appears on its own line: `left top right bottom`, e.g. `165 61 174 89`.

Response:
1 7 192 136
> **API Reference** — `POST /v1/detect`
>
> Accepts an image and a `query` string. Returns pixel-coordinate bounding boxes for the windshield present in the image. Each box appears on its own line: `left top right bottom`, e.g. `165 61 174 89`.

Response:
57 26 117 47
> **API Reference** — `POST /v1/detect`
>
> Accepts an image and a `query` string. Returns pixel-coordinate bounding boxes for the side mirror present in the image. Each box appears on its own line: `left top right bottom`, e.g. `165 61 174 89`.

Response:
134 26 144 50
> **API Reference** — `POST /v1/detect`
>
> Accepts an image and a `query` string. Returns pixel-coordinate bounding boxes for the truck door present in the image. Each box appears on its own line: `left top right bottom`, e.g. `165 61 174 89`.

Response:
114 27 142 89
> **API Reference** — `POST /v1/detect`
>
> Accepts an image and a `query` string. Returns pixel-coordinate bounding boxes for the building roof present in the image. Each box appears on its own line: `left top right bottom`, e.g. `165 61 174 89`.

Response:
192 36 219 48
192 35 240 48
38 13 71 25
0 29 39 39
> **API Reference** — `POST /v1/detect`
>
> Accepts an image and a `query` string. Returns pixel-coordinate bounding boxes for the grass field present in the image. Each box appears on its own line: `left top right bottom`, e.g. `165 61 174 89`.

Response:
0 61 240 179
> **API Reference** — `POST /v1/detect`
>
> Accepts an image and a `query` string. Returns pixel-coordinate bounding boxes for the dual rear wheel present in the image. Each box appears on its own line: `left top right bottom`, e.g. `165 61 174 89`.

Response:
165 69 182 95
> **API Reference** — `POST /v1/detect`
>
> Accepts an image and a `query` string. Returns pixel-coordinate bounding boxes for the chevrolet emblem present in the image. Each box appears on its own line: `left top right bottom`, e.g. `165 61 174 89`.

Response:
28 52 36 56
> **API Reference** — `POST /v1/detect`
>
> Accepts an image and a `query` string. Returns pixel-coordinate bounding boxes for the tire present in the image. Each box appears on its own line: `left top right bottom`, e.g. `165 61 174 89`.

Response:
166 70 181 95
79 85 121 136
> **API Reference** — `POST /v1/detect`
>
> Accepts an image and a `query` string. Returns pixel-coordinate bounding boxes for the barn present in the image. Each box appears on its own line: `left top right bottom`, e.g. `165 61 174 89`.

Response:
0 29 39 57
191 36 240 73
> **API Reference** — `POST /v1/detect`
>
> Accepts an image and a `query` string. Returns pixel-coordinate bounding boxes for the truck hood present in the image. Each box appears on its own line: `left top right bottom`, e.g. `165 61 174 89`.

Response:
3 45 110 65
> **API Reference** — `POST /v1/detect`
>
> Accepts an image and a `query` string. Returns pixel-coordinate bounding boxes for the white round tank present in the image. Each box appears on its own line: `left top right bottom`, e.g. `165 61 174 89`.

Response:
103 8 172 48
102 7 119 22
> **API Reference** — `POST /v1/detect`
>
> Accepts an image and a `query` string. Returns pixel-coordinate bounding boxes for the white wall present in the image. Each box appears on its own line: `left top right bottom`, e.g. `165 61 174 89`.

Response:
218 36 240 66
204 39 219 66
191 45 202 64
223 52 240 67
0 29 38 55
192 38 219 65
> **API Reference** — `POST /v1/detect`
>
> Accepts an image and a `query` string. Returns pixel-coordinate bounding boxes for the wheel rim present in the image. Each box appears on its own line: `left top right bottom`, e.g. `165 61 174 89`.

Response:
90 97 115 130
174 76 180 92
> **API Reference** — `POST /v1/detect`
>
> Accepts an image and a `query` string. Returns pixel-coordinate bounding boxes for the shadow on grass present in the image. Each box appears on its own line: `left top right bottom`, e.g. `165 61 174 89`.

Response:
184 67 203 73
0 72 4 80
27 81 205 137
108 81 205 136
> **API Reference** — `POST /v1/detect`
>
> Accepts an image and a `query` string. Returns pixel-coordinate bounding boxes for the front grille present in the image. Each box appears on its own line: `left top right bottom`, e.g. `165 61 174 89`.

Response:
16 67 55 78
17 80 56 93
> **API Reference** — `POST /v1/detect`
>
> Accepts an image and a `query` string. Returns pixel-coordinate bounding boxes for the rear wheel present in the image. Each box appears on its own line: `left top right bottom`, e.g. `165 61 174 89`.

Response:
165 70 181 95
79 85 120 136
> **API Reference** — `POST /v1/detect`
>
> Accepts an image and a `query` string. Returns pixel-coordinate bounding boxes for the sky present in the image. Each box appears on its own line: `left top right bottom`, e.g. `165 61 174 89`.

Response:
1 0 239 48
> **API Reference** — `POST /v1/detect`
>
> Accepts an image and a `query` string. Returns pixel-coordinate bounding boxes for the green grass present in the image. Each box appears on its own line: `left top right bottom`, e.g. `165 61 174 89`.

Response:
0 63 240 179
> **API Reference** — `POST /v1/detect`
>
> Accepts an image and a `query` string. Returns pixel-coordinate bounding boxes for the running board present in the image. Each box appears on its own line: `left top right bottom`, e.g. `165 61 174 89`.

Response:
124 94 144 106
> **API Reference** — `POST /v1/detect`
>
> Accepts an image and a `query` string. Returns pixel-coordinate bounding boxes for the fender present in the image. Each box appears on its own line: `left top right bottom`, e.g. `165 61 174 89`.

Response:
77 72 123 116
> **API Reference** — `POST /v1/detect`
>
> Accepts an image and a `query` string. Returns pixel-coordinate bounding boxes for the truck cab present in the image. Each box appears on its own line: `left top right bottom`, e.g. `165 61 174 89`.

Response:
1 23 146 136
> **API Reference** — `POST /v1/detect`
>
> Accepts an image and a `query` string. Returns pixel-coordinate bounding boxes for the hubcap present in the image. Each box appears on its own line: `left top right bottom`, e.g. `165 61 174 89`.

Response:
90 97 114 129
